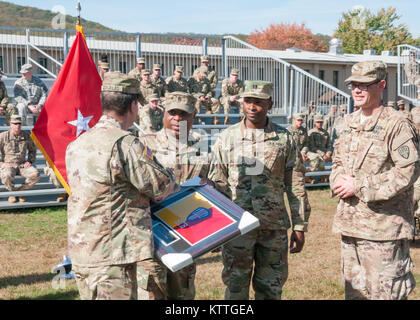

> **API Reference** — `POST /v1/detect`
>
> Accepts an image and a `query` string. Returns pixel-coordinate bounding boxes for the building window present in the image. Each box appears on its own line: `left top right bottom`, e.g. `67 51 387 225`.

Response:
119 61 127 74
38 58 47 74
0 56 3 70
17 57 26 73
319 70 325 81
333 71 339 88
258 67 264 80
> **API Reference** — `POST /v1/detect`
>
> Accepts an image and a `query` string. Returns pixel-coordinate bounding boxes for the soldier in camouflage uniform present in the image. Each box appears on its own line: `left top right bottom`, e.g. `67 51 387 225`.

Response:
138 69 158 107
303 101 316 130
193 55 218 97
166 66 189 94
323 105 337 138
13 64 48 125
219 68 244 125
307 114 333 177
404 50 420 99
188 66 220 125
397 99 412 120
387 101 396 110
151 64 167 99
139 91 210 300
128 57 146 82
137 93 164 134
208 80 309 300
331 61 420 300
66 72 178 300
98 62 109 82
0 115 40 203
0 68 16 125
331 104 348 144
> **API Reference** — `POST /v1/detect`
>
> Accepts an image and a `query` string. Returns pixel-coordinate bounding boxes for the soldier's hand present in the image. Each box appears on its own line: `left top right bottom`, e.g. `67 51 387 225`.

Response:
333 174 355 199
200 178 215 188
24 162 31 169
301 152 308 162
290 231 305 254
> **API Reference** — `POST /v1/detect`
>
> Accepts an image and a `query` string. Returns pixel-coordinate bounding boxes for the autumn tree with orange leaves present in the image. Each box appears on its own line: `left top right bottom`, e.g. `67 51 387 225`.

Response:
247 23 328 52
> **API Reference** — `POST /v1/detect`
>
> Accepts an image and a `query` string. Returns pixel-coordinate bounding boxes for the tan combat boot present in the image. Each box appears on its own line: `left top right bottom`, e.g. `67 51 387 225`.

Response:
17 186 26 203
8 196 17 203
56 193 69 203
224 117 231 125
213 117 220 125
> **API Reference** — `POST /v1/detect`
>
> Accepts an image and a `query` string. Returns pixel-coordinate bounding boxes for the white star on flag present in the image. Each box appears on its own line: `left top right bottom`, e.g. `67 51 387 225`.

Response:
68 110 94 137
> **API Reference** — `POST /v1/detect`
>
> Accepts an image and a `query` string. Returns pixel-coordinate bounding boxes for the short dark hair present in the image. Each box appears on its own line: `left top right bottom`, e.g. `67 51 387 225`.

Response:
101 91 138 116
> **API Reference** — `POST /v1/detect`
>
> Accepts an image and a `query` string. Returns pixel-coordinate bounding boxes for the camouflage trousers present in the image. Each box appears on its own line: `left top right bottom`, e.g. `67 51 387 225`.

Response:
306 152 325 172
165 263 196 300
341 235 415 300
219 97 242 115
222 228 288 300
73 259 167 300
15 103 40 125
0 104 17 125
44 165 62 189
0 164 40 191
194 98 220 115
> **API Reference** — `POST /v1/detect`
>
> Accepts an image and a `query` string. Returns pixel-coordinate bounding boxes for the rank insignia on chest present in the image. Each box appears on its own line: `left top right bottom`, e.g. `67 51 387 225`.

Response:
350 141 359 152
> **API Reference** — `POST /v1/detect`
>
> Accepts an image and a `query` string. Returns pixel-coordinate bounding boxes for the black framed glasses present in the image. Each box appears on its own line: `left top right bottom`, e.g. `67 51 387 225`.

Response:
347 80 381 91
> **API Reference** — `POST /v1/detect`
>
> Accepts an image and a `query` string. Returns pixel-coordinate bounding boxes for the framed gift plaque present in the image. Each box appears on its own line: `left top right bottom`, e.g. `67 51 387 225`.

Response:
151 177 260 272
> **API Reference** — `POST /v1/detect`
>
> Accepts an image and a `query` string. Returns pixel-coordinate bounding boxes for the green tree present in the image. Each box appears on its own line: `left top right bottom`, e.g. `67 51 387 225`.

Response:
334 7 419 54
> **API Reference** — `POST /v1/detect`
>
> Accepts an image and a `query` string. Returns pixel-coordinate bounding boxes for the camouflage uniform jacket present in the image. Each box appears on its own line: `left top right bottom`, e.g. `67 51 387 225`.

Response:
286 125 309 154
404 61 420 85
220 78 244 99
308 127 332 157
128 67 142 82
208 119 309 231
399 109 413 121
330 107 420 240
0 80 9 106
151 76 167 98
0 130 37 167
323 114 337 137
193 68 218 91
139 81 158 106
187 77 212 100
165 76 189 94
66 115 177 267
137 104 164 134
139 129 209 185
13 76 48 106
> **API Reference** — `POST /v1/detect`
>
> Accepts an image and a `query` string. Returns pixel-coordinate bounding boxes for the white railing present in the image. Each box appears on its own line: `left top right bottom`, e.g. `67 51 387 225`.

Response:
398 44 420 106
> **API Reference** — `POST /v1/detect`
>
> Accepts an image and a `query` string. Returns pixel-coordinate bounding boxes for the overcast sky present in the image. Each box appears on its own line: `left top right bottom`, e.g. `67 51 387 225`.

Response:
6 0 420 37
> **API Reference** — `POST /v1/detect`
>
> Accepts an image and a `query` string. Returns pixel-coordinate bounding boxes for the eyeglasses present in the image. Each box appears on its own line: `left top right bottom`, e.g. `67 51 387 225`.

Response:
347 80 380 91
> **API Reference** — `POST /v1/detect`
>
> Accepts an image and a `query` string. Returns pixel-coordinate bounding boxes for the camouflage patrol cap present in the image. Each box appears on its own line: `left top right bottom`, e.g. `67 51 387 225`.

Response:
141 69 151 75
100 62 110 70
340 104 347 112
241 80 273 100
230 68 239 76
197 66 209 76
10 115 22 124
175 66 184 73
20 63 33 74
201 55 210 62
147 93 159 102
387 101 395 107
101 72 140 94
345 60 388 84
164 92 196 114
293 113 304 120
137 57 145 64
397 99 405 106
153 64 161 70
314 114 324 122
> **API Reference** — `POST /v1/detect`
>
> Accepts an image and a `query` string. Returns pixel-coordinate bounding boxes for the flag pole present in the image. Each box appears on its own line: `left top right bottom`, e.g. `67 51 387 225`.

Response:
76 1 81 26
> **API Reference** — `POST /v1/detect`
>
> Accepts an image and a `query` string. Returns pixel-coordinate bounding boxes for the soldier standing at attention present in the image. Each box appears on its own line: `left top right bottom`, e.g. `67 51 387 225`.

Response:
306 114 332 182
137 93 164 134
13 64 48 125
139 91 210 300
287 113 309 163
0 68 16 125
151 64 167 99
138 69 158 107
165 66 189 94
208 80 309 300
331 61 420 300
397 99 412 120
219 68 244 125
66 72 178 300
404 50 420 100
98 62 110 81
128 57 146 82
0 115 40 203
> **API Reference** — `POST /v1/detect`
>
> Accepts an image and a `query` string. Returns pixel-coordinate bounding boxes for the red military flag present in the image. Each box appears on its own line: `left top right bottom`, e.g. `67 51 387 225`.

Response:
31 24 102 194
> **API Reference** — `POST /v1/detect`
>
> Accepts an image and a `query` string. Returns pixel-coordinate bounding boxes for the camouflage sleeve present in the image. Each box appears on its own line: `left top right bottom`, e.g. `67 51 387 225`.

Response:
221 80 229 98
138 92 147 106
284 133 309 232
210 73 218 90
207 137 231 199
414 175 420 202
0 82 9 106
122 136 179 201
13 84 28 105
27 135 37 164
307 131 316 153
354 121 420 203
0 133 5 166
329 134 346 190
301 132 309 154
37 80 49 106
